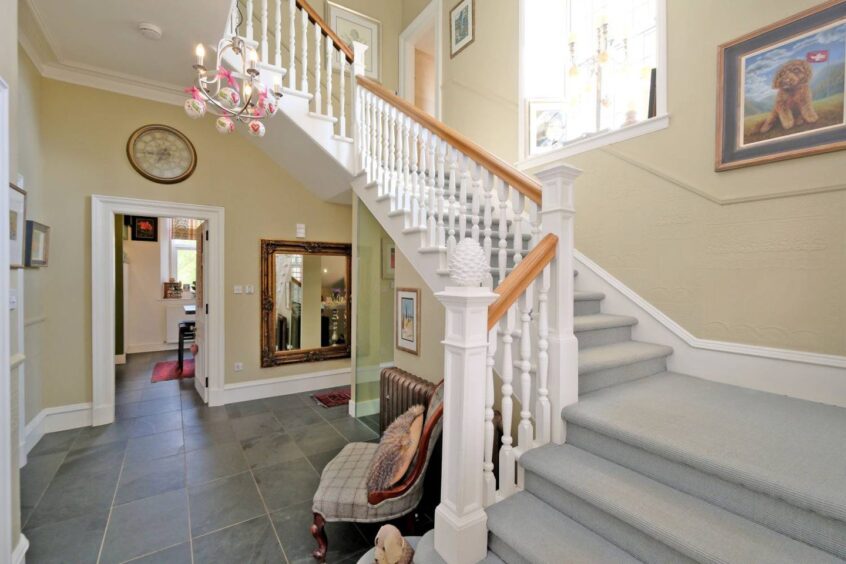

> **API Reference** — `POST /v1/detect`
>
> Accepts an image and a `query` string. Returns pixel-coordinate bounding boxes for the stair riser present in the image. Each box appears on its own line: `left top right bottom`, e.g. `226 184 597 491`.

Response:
524 472 697 564
574 298 602 316
488 535 531 564
580 357 668 395
576 326 632 350
564 424 846 559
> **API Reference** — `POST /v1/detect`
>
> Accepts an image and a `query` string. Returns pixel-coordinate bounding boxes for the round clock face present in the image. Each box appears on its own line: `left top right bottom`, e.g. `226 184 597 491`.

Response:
127 125 197 184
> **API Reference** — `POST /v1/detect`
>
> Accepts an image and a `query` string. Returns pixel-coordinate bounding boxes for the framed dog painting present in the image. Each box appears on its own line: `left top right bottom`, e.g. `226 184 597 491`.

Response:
716 1 846 170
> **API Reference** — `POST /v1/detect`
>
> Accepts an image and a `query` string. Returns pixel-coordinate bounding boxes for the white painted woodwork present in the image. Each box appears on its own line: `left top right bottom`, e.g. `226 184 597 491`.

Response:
300 9 308 92
288 0 296 87
260 0 269 62
274 0 282 67
313 23 321 112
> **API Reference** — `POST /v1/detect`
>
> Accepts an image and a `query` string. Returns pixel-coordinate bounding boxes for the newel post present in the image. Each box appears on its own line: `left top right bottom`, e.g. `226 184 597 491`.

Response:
537 164 581 445
351 41 368 172
434 240 497 564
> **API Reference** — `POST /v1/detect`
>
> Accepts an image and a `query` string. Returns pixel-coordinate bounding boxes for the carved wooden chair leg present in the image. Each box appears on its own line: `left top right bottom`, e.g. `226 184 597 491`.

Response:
311 512 328 561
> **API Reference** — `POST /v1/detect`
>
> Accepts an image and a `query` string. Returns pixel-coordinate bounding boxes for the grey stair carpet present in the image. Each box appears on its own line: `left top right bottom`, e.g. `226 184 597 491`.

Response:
578 341 673 394
486 491 641 564
574 313 638 349
413 530 505 564
521 444 842 564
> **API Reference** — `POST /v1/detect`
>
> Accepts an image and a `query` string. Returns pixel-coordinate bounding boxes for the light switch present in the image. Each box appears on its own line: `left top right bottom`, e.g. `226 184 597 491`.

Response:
8 291 17 310
296 224 306 238
234 362 244 371
233 285 243 294
245 285 255 294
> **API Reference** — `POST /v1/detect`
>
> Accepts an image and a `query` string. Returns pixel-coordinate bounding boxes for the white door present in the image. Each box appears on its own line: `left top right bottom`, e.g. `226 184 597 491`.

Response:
193 221 209 402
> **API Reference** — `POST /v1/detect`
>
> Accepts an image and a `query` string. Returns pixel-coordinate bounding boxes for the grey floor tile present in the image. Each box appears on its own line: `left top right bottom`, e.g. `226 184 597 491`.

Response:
142 381 181 401
271 499 368 563
116 396 181 420
241 431 305 470
23 510 109 564
72 422 139 450
125 542 192 563
359 414 381 434
115 453 186 505
100 489 190 564
181 390 205 410
28 428 81 457
125 429 185 463
182 405 229 428
287 421 348 457
62 440 127 477
272 405 325 430
253 457 320 512
306 447 344 476
26 461 121 529
188 472 264 537
231 412 283 441
263 393 309 411
183 420 237 452
315 404 352 421
116 389 145 405
192 515 284 563
133 411 183 435
20 452 65 525
185 442 248 485
330 418 380 442
225 399 270 419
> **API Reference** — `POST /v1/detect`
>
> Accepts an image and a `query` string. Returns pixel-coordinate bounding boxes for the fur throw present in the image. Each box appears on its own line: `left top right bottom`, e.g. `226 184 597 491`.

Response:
366 405 424 493
374 525 414 564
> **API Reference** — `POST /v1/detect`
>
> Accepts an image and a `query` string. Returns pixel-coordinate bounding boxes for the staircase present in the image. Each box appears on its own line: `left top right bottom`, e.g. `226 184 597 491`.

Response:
220 1 846 562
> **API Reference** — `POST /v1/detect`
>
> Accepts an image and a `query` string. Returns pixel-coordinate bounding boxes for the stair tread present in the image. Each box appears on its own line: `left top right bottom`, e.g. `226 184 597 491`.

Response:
522 444 840 563
579 341 673 375
563 371 846 523
573 313 638 332
487 491 641 564
574 290 605 302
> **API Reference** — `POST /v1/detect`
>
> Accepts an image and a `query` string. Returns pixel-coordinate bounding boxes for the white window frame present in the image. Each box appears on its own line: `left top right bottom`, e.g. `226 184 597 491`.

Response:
517 0 668 168
170 239 197 285
159 218 198 285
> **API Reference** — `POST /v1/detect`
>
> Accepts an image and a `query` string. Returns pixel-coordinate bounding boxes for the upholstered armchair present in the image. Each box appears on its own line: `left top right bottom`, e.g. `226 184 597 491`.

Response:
310 382 444 561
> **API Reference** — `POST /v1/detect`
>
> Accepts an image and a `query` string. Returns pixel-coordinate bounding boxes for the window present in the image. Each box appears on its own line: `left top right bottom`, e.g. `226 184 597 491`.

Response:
521 0 665 158
172 240 197 286
161 218 203 289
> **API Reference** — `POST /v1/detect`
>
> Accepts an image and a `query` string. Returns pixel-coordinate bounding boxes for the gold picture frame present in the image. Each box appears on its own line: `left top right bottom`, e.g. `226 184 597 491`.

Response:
396 287 420 355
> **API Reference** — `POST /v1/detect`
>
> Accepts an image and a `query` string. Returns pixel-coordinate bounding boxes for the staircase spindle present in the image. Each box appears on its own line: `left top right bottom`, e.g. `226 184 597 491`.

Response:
339 57 347 137
483 325 498 507
458 156 470 243
498 308 516 498
497 179 509 283
426 132 438 247
447 148 458 255
470 163 481 245
529 201 541 251
246 0 255 41
402 117 412 214
300 9 308 92
518 286 534 449
512 192 525 265
367 94 376 180
394 111 405 212
313 25 322 112
411 124 422 228
325 40 334 119
274 0 282 67
386 107 396 205
261 0 269 62
288 0 296 87
536 265 551 445
417 129 428 229
376 100 385 185
482 171 494 284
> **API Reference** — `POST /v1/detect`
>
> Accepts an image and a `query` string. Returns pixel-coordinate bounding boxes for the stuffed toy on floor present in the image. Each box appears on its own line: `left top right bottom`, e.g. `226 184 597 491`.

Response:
373 525 414 564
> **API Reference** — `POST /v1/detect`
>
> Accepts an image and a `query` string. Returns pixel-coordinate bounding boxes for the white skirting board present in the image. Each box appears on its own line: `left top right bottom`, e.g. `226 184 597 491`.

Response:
12 534 28 564
221 368 352 405
22 403 92 458
574 250 846 407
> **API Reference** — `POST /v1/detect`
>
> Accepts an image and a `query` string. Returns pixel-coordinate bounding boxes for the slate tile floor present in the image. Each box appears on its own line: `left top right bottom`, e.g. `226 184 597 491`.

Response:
20 352 393 563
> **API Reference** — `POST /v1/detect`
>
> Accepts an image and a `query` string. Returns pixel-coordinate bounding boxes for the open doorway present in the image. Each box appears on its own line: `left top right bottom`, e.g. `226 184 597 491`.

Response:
92 196 224 426
399 0 443 118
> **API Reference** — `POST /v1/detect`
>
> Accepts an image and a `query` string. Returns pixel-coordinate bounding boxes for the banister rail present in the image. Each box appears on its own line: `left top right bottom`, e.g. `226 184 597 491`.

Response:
356 76 544 205
295 0 354 62
488 233 558 330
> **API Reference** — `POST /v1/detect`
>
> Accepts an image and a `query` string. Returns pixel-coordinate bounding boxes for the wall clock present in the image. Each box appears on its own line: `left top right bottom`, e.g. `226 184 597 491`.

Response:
126 124 197 184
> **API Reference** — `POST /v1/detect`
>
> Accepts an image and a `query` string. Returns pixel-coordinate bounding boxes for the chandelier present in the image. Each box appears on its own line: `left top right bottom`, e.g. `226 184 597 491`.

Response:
183 33 282 137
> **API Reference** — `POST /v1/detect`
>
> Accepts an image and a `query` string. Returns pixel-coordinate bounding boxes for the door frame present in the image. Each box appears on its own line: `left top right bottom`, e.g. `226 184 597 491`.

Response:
91 195 226 425
398 0 443 120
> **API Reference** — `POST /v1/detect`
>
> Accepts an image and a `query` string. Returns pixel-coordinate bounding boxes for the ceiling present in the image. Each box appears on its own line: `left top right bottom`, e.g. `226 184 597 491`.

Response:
23 0 232 101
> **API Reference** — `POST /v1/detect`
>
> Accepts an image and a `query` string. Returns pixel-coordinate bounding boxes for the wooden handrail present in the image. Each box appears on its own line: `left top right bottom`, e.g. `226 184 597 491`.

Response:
488 234 558 330
295 0 354 62
357 76 544 205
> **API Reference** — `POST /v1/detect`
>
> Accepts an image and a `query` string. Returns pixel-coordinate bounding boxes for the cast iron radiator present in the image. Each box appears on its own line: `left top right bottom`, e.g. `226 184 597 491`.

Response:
379 367 436 434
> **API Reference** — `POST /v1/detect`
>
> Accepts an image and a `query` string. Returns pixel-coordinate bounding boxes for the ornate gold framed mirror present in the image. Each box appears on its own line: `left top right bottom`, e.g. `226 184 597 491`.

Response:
260 240 352 366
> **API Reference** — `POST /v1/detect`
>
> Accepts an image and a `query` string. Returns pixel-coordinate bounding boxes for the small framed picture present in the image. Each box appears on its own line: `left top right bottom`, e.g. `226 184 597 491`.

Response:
528 99 567 155
450 0 475 58
9 183 26 269
381 238 395 280
716 1 846 170
326 1 381 80
25 221 50 267
396 288 420 355
131 216 158 242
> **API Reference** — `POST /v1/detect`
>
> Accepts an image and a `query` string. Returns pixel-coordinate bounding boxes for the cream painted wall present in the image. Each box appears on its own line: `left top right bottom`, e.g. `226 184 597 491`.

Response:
30 77 352 409
414 48 436 115
124 238 171 351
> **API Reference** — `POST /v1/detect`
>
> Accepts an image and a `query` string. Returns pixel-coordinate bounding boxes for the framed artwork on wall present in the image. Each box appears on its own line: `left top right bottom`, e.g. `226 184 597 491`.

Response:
716 1 846 171
527 99 567 155
9 183 26 269
25 221 50 267
450 0 475 58
381 238 395 280
130 216 158 242
396 288 420 355
326 1 381 80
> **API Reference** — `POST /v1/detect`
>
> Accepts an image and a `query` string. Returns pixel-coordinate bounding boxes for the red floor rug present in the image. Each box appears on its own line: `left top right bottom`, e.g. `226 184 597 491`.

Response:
313 387 351 408
151 360 194 383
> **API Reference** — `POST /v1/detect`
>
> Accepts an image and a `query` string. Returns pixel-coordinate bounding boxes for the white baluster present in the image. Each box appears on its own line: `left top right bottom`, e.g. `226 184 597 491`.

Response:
394 112 405 212
386 107 396 205
339 56 347 137
313 25 322 112
274 0 282 67
447 148 458 255
260 0 269 62
483 325 497 507
458 156 470 242
370 96 378 180
300 9 308 92
410 123 421 227
375 99 384 184
381 102 390 188
325 40 334 119
498 308 516 498
359 90 367 171
416 128 428 229
529 202 541 252
402 117 412 214
288 0 296 87
427 132 438 247
512 192 525 265
436 140 446 248
496 179 509 284
483 172 494 284
470 163 481 244
246 0 254 41
536 265 551 445
518 285 534 450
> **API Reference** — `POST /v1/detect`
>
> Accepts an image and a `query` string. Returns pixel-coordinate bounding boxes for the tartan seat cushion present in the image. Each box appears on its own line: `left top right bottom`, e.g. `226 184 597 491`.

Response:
313 442 425 523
